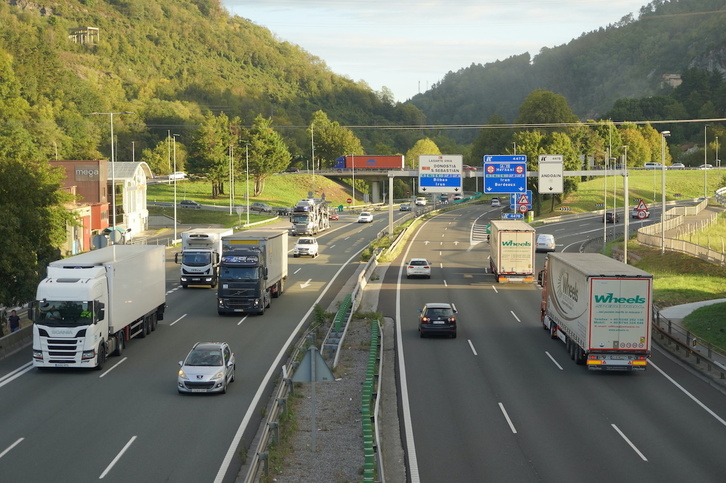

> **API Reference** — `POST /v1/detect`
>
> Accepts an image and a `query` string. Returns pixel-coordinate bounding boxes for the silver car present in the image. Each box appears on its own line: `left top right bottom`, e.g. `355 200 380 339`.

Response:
178 342 236 394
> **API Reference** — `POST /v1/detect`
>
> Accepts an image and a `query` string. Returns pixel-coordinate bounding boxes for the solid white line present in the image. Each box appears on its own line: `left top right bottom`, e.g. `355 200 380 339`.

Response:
499 403 517 433
0 438 23 460
650 361 726 427
0 362 33 387
99 357 127 378
611 424 648 461
169 314 187 326
99 435 137 479
215 244 370 483
545 351 563 370
468 340 478 356
510 311 521 323
236 315 249 326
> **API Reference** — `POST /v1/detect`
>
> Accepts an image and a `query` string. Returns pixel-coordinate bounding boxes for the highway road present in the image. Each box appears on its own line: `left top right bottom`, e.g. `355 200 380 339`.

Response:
0 210 398 482
379 203 726 482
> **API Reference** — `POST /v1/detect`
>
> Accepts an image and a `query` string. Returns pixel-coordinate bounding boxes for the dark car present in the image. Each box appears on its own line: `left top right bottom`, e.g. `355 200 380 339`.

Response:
285 167 300 173
179 200 201 209
419 303 457 338
603 211 621 223
250 202 274 213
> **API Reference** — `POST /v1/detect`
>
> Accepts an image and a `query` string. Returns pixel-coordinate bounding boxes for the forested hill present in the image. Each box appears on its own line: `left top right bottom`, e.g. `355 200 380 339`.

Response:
410 0 726 142
0 0 425 160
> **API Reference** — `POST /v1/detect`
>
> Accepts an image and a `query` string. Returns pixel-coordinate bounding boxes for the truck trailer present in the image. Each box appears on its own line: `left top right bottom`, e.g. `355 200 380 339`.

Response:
488 220 536 283
538 253 652 370
175 228 233 288
290 198 330 236
333 155 405 170
31 245 166 370
217 230 289 315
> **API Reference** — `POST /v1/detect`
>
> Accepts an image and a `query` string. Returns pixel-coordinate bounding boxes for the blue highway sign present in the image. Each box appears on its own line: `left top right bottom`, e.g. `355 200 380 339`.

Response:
483 155 527 194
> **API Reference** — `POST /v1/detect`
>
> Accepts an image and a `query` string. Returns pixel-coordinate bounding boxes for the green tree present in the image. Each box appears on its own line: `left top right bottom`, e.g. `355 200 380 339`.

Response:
244 115 291 196
515 89 579 127
470 114 514 163
309 111 364 169
405 138 441 168
189 112 233 198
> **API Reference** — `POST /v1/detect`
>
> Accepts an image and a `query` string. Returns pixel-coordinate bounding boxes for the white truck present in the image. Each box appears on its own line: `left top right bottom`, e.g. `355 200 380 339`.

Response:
488 220 536 283
217 230 289 315
175 228 233 288
538 253 652 370
31 245 166 370
290 197 330 236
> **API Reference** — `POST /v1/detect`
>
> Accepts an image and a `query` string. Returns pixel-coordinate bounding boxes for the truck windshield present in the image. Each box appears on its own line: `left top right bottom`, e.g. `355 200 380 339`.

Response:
182 252 212 266
292 215 310 223
220 267 259 281
35 301 93 327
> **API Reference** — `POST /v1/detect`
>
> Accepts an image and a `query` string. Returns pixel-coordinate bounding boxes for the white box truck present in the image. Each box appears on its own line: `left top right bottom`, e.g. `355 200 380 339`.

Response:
489 220 536 283
538 253 652 370
31 245 166 370
217 230 288 315
175 228 233 288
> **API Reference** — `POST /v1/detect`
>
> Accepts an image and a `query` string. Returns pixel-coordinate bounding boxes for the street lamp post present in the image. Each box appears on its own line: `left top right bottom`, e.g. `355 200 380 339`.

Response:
622 146 629 264
90 111 134 240
660 130 671 255
246 144 250 226
172 134 179 241
704 125 709 198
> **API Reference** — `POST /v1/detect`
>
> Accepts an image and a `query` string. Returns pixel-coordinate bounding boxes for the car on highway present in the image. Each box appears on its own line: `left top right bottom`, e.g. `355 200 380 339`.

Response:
284 166 300 173
535 234 556 252
178 342 235 394
415 197 427 206
699 163 714 169
419 303 457 338
357 211 373 223
603 211 621 223
179 199 201 209
462 164 476 171
453 193 463 201
168 171 187 180
631 206 651 219
643 162 662 169
250 202 274 213
293 236 319 257
329 212 339 220
400 203 411 211
406 258 431 279
669 163 686 170
491 198 501 207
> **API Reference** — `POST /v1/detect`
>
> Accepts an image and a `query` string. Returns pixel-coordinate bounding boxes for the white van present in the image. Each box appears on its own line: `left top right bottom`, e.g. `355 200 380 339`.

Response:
643 162 662 169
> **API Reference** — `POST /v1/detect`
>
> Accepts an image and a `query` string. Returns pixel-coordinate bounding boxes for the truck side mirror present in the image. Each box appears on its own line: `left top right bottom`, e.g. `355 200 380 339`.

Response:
174 253 179 264
537 270 544 286
264 267 269 280
27 302 35 320
97 302 106 321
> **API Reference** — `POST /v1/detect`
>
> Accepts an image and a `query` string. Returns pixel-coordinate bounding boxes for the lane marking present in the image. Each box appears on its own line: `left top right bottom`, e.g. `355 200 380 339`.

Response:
492 286 498 293
468 340 478 356
294 268 302 274
99 357 127 378
499 403 517 434
443 280 448 287
99 436 137 479
510 311 521 323
169 314 187 326
545 351 563 370
237 315 249 326
612 424 648 461
300 279 312 289
650 361 726 427
0 362 33 388
0 438 24 460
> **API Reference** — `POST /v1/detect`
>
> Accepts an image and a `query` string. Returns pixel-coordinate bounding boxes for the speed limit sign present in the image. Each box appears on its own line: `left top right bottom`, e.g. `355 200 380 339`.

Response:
518 204 528 213
637 210 647 219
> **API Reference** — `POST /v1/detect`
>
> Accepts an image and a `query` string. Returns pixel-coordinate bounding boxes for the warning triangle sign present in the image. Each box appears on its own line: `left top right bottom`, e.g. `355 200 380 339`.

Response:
636 200 648 211
518 194 529 204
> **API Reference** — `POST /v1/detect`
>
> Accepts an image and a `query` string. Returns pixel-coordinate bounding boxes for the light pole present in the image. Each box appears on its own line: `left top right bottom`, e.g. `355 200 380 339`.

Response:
717 136 720 169
622 146 629 264
603 149 609 246
172 134 179 241
229 145 234 215
704 125 709 198
246 144 250 226
660 130 670 255
91 111 134 238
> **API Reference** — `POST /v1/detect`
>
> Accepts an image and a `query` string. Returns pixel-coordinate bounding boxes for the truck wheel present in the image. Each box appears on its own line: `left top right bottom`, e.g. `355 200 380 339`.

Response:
549 322 558 339
95 345 106 371
150 314 157 332
182 284 188 289
278 279 284 295
113 332 124 357
139 318 147 338
574 346 585 365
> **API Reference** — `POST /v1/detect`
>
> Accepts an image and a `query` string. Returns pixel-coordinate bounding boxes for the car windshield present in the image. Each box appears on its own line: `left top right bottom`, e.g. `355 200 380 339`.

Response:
410 260 428 266
186 349 224 366
297 239 315 245
360 212 371 216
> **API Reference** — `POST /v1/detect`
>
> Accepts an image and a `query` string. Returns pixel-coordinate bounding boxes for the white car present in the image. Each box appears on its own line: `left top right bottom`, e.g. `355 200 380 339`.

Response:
415 197 427 206
453 194 463 201
169 171 187 180
358 212 373 223
491 198 501 207
178 342 235 394
406 258 431 279
293 236 319 257
535 234 556 252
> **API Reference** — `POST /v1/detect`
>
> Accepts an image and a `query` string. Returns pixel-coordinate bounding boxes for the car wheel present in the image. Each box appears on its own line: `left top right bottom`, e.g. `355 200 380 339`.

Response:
419 330 425 338
230 366 236 383
293 254 299 258
427 275 431 279
406 274 410 279
222 380 227 394
451 331 457 339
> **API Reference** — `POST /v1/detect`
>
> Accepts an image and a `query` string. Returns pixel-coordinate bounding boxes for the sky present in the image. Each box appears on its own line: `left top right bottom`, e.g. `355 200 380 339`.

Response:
221 1 649 103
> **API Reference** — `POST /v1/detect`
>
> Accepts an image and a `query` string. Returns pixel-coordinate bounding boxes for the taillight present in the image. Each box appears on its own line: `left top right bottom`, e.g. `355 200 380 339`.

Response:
421 317 430 322
450 317 456 323
424 266 430 269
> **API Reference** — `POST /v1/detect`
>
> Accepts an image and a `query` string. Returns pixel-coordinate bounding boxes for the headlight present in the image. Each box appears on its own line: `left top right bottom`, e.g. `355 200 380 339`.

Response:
178 369 189 380
81 349 96 360
180 276 188 282
33 349 43 359
212 371 224 380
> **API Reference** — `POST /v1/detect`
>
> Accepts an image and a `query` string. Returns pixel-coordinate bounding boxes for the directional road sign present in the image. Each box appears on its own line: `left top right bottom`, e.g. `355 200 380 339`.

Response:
502 213 524 219
419 154 463 194
483 155 527 194
538 155 564 194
